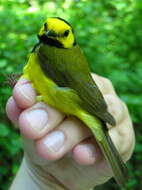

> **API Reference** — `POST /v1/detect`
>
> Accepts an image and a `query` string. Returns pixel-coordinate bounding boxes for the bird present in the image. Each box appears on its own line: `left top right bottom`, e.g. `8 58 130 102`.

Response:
22 17 128 187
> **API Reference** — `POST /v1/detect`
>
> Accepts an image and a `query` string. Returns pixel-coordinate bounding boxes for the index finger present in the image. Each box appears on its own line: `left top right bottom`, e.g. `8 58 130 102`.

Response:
13 78 36 109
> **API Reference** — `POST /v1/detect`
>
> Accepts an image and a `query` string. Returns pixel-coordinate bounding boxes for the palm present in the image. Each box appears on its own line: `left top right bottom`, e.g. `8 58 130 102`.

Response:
6 74 134 190
23 136 112 189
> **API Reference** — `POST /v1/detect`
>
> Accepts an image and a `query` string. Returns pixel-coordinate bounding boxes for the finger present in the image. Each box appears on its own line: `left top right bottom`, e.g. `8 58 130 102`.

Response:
92 73 116 95
13 78 36 109
6 96 22 126
103 94 126 125
18 102 65 139
72 137 102 165
103 94 130 158
109 115 135 162
36 116 91 160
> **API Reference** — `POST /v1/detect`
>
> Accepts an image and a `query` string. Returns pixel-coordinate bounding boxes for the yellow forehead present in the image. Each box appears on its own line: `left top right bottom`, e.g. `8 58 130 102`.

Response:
46 18 71 32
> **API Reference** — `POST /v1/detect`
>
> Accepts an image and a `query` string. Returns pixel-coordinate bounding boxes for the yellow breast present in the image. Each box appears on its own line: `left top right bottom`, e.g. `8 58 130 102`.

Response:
22 53 57 106
22 52 83 115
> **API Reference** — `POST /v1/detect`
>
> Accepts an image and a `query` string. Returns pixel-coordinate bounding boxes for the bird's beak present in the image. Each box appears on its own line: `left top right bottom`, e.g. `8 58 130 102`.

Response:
44 30 57 37
37 30 58 45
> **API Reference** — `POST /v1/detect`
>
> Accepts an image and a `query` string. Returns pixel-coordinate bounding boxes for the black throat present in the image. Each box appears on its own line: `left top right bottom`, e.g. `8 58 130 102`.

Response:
38 34 64 48
32 34 77 52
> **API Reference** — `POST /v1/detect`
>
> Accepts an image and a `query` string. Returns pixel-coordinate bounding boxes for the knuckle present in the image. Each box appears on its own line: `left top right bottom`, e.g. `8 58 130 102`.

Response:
101 77 112 88
119 129 135 162
103 78 112 87
110 124 134 162
104 95 125 124
103 78 115 94
91 73 115 95
116 118 135 161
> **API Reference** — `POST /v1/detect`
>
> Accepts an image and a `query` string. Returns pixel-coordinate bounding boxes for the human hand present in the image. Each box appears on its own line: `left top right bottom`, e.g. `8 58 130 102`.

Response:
6 74 135 190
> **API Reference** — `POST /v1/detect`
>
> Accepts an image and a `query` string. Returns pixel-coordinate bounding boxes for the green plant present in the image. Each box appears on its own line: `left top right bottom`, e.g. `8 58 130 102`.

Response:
0 0 141 189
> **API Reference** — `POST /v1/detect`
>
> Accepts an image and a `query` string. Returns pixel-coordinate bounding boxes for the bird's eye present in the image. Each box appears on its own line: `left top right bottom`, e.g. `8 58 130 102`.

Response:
64 30 69 37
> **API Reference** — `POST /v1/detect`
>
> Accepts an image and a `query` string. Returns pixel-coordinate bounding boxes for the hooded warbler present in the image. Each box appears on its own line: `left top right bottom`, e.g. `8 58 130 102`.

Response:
22 17 128 187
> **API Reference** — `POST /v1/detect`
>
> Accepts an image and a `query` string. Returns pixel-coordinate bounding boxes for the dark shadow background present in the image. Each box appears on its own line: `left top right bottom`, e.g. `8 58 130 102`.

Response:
0 0 142 189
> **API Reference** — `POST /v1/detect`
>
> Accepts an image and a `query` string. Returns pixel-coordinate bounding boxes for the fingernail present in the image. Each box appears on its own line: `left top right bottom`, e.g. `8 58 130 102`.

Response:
26 109 48 131
83 144 96 157
43 131 65 153
19 84 36 101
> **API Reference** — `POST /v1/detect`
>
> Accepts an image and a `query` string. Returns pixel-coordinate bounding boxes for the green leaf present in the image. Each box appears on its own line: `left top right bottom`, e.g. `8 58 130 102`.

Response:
0 123 10 137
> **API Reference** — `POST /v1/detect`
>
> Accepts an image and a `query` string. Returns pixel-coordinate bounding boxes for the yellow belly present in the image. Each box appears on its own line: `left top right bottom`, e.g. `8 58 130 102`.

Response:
23 53 57 105
22 53 81 115
22 53 103 141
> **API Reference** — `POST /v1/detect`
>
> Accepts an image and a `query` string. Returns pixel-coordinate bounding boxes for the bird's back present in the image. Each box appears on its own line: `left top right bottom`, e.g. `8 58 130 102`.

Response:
37 44 115 126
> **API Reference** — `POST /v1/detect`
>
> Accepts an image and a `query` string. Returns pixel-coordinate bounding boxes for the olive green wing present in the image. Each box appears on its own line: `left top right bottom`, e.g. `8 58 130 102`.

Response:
37 44 115 126
36 45 128 187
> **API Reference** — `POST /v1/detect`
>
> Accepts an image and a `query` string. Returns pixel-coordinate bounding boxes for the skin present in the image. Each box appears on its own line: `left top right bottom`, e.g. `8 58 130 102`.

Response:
6 74 135 190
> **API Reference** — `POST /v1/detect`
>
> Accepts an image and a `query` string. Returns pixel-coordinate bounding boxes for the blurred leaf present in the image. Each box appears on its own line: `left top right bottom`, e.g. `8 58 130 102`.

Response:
0 0 141 189
0 123 10 137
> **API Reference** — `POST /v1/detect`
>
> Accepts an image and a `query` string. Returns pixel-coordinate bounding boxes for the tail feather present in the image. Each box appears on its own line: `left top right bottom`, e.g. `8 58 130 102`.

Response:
103 112 116 126
98 126 128 186
78 111 128 187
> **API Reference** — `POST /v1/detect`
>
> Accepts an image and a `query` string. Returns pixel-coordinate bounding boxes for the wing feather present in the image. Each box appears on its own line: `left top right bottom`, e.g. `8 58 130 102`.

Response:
37 44 116 125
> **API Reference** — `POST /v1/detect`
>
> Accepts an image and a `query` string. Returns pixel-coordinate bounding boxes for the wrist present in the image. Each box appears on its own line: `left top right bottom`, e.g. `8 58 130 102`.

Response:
10 157 67 190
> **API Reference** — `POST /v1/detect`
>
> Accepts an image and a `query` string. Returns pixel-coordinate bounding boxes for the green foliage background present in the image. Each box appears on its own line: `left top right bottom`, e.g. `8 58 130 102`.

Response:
0 0 141 189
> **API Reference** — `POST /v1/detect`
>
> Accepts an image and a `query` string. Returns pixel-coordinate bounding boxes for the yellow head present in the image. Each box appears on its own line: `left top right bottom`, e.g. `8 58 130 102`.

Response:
38 17 76 49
